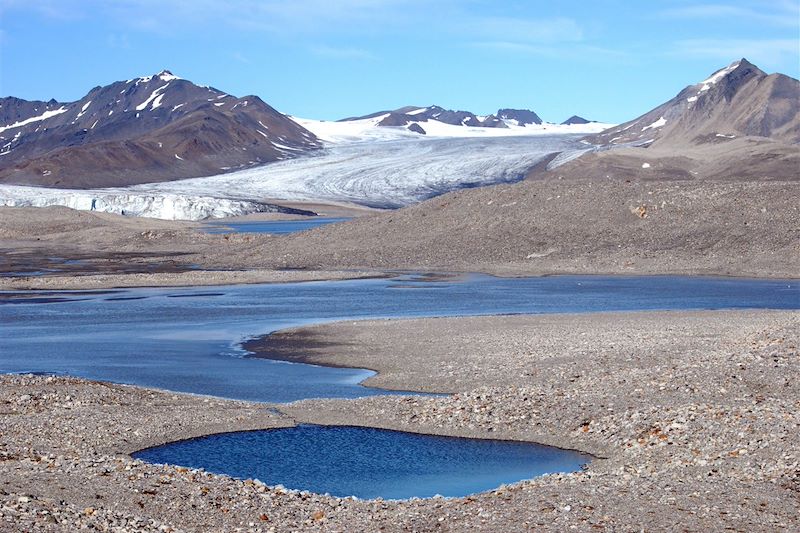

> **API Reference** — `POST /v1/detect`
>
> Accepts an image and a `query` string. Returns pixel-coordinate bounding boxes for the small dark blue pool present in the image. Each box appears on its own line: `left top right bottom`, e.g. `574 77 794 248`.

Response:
133 424 590 499
203 217 350 235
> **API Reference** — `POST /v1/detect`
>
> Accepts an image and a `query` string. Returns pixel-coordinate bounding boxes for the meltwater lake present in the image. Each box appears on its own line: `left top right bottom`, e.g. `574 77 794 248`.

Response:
1 274 797 403
2 273 798 499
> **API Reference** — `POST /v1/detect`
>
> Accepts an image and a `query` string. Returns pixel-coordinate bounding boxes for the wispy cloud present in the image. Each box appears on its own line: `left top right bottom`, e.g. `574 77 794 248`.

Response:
310 45 375 60
0 0 82 19
658 2 800 28
232 51 250 64
461 15 632 62
106 33 132 49
469 41 632 63
669 38 800 71
2 0 600 63
3 0 427 35
469 16 584 44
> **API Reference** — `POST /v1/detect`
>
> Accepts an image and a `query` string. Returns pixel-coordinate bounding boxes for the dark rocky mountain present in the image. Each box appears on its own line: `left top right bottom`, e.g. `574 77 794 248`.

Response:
540 59 800 182
407 123 427 135
341 105 597 133
340 105 556 130
590 59 800 148
497 109 543 125
377 106 508 128
0 71 321 188
562 115 590 125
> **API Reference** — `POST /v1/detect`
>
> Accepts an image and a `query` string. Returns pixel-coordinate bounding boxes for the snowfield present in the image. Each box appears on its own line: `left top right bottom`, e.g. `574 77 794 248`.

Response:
292 115 613 143
0 119 611 220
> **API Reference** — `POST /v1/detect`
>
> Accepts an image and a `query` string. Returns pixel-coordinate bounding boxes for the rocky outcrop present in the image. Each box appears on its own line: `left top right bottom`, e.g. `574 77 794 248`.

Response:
561 115 590 125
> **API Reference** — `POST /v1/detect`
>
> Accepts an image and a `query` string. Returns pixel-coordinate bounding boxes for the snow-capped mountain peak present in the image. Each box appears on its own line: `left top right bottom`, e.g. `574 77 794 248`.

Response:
155 69 181 82
0 72 321 188
697 60 741 91
589 58 798 147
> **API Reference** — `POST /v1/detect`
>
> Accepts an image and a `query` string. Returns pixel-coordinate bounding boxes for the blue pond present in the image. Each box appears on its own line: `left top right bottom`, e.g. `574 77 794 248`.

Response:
1 274 797 403
132 424 591 499
203 217 350 235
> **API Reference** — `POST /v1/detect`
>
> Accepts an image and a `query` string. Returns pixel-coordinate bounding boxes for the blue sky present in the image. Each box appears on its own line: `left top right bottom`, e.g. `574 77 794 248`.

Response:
1 0 798 123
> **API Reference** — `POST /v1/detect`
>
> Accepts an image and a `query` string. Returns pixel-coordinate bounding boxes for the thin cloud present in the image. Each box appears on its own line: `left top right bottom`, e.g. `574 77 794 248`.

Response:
669 38 800 71
470 41 630 61
659 2 800 28
463 15 612 61
0 0 82 19
106 33 132 50
470 16 584 44
310 45 375 60
3 0 428 35
232 52 250 64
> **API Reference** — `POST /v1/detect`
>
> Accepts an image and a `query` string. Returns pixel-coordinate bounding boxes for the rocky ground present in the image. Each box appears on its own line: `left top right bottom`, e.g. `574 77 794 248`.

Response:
252 178 799 279
0 206 379 290
2 309 798 532
2 175 798 291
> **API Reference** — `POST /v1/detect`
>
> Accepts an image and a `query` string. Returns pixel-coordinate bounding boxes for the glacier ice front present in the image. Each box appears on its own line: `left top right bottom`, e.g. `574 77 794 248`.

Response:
0 185 295 220
0 134 604 220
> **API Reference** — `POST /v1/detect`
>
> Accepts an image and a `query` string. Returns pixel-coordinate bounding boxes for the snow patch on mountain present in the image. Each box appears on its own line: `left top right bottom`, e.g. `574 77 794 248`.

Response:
135 83 170 111
157 70 181 82
685 60 743 107
642 117 667 131
0 107 68 134
698 60 741 92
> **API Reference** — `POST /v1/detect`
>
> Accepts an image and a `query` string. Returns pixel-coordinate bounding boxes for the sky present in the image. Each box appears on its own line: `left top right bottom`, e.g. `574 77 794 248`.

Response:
1 1 798 123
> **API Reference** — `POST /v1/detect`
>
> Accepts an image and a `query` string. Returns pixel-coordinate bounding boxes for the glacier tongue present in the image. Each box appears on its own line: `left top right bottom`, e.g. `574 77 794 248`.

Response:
0 186 290 220
131 135 590 209
0 134 600 220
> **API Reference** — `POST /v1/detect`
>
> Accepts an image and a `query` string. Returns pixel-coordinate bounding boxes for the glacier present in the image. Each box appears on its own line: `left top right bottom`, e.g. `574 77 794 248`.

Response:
0 133 603 221
0 186 302 220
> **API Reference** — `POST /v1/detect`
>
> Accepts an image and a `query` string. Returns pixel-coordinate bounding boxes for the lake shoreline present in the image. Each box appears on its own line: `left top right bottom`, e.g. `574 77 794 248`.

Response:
2 308 798 531
3 266 797 291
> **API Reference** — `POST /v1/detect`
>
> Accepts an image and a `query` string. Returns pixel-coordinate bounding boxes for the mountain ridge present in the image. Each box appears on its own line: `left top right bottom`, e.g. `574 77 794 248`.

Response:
0 70 322 188
589 59 800 148
339 105 595 134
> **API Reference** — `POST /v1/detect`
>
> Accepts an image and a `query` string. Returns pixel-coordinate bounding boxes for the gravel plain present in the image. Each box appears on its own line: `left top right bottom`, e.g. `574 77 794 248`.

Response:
1 175 798 531
2 309 798 532
2 176 799 291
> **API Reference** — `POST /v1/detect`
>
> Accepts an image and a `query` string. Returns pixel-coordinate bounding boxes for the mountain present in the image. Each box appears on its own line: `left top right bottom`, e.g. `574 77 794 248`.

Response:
341 105 507 131
497 109 543 126
536 59 800 182
590 59 800 148
562 115 590 125
0 70 321 188
339 105 554 134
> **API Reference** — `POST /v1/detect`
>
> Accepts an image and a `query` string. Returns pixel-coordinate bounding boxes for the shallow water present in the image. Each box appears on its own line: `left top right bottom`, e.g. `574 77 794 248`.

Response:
203 217 350 235
1 274 797 402
132 424 591 499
